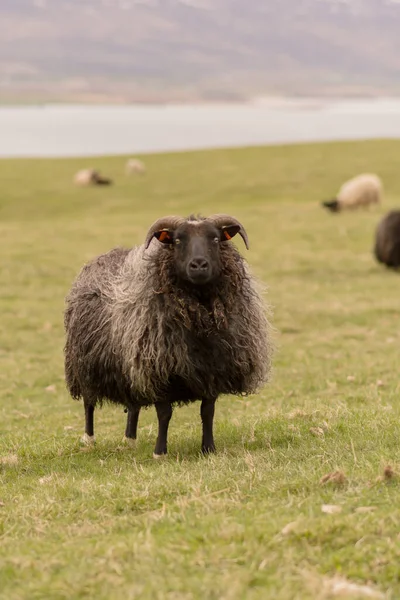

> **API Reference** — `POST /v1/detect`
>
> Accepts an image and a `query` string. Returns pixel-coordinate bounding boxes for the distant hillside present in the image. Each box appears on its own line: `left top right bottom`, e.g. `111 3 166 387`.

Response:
2 0 400 102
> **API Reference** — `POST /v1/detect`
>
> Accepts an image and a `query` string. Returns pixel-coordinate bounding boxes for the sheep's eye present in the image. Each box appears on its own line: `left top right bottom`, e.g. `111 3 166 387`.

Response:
175 238 181 245
213 237 219 244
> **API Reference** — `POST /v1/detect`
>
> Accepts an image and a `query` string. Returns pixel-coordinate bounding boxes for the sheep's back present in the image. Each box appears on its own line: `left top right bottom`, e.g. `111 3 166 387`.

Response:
64 247 130 402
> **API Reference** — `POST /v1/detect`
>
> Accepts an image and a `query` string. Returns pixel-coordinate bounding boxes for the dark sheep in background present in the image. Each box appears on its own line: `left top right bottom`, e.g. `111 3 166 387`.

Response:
64 214 272 457
374 210 400 269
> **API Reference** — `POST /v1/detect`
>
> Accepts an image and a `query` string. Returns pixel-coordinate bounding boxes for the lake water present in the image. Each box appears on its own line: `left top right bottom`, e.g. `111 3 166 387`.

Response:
2 98 400 158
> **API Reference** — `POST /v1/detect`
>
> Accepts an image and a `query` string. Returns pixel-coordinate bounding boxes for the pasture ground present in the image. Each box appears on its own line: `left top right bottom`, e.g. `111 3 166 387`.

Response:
1 140 400 599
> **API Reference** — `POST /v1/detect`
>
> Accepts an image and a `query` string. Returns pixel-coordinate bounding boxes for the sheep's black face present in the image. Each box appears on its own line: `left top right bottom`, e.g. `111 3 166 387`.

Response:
170 222 222 286
322 199 340 213
154 221 240 286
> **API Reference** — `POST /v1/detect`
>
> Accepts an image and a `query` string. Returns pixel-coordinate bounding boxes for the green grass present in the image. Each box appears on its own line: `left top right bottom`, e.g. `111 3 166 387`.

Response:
1 140 400 599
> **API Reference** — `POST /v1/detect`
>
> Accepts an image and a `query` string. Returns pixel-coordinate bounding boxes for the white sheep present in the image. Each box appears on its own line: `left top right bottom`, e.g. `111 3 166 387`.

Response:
322 174 383 212
74 169 112 187
125 158 146 176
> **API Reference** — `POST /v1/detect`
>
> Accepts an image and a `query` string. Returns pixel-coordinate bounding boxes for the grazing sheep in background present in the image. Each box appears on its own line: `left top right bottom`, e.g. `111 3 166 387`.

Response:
322 174 383 213
64 214 272 457
74 168 112 186
374 210 400 269
125 158 146 175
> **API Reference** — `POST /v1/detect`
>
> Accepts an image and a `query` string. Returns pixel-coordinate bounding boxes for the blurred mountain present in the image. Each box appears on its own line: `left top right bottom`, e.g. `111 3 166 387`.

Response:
1 0 400 102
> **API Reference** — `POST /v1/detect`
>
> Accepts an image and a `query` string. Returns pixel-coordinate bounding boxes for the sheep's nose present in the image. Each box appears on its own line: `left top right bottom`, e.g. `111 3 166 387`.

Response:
189 257 209 272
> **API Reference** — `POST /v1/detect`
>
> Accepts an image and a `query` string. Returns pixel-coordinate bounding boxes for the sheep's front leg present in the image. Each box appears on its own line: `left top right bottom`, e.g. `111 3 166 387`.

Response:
125 406 141 447
153 402 173 458
82 399 95 445
201 397 216 454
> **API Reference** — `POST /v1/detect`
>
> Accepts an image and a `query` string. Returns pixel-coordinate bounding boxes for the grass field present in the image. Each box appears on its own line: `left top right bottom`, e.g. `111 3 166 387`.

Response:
1 140 400 599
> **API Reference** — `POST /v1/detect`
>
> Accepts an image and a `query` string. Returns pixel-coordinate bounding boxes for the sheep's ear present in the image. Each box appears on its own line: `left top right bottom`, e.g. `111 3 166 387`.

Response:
219 225 241 242
153 229 174 244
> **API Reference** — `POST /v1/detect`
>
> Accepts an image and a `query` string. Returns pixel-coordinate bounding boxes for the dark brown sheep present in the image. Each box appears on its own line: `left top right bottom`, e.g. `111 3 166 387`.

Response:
374 210 400 269
64 214 272 457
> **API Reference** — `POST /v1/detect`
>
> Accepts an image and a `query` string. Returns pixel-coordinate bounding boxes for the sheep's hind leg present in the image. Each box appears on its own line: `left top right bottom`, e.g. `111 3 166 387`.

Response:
201 397 216 454
153 402 173 458
124 406 141 447
82 399 96 445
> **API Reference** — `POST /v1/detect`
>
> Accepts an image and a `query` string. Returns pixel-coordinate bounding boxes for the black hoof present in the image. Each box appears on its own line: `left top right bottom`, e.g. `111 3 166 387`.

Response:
202 445 216 455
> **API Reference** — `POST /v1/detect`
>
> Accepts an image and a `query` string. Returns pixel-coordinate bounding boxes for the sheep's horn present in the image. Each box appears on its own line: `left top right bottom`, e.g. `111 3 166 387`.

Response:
144 216 185 249
207 214 250 250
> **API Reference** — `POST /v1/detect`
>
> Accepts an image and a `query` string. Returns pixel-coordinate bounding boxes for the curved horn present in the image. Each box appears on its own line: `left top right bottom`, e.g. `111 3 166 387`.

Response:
144 215 185 249
207 214 250 250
